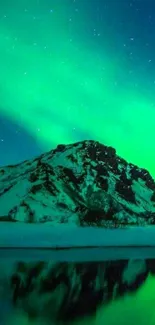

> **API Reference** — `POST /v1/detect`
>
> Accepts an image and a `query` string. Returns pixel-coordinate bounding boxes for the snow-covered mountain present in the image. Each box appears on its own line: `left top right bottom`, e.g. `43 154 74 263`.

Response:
0 140 155 227
1 140 155 324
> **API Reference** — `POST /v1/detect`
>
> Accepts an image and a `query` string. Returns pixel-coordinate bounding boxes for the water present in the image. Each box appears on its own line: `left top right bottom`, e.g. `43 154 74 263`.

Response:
1 255 155 325
1 223 155 325
1 0 155 324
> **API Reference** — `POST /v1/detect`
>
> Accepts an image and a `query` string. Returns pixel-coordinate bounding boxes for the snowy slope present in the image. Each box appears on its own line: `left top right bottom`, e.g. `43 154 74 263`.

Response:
1 222 155 248
1 140 155 324
0 140 155 227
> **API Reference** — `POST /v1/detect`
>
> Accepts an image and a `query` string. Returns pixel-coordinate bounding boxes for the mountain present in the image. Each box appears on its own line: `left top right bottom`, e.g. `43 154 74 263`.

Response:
1 140 155 324
0 140 155 227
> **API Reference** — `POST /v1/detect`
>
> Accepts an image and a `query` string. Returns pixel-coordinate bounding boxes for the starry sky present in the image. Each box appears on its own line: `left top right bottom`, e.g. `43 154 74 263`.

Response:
0 0 155 177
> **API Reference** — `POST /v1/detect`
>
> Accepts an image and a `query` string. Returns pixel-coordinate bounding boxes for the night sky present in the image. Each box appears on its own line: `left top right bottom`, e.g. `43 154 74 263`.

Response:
0 0 155 177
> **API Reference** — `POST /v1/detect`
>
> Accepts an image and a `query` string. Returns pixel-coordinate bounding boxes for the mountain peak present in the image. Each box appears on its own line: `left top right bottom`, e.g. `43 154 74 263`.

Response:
0 140 155 227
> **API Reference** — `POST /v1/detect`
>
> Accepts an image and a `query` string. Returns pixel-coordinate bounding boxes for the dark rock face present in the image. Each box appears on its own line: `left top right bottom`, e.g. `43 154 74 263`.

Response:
1 140 155 322
0 140 155 226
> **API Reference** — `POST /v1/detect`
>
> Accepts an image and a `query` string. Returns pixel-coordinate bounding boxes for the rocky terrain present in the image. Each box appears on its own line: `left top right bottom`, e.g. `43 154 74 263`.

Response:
0 140 155 227
1 140 155 323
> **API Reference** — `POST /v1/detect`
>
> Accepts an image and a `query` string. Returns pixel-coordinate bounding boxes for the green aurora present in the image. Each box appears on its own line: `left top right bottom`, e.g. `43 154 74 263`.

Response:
0 0 155 177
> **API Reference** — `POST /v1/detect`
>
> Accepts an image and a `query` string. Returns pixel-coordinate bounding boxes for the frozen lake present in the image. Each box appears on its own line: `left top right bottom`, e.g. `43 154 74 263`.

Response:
1 222 155 260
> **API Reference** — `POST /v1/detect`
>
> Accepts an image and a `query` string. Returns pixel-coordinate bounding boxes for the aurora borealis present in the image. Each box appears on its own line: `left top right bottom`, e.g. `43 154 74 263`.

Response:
0 0 155 177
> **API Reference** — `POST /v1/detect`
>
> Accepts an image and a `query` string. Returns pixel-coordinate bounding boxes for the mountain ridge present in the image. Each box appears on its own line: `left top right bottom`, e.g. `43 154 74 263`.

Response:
1 140 155 324
0 140 155 227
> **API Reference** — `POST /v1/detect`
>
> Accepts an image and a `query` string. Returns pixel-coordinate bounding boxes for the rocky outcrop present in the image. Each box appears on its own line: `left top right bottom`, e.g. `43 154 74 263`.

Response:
1 140 155 323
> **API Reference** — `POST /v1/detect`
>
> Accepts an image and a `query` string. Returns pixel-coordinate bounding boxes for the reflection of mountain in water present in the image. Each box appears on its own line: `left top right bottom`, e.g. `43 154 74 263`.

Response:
0 258 155 325
0 140 155 324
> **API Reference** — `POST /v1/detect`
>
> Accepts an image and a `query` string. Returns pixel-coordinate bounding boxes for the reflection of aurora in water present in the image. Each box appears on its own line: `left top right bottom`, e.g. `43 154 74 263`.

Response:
1 1 155 323
2 265 155 325
96 274 155 325
0 224 155 324
0 0 155 177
